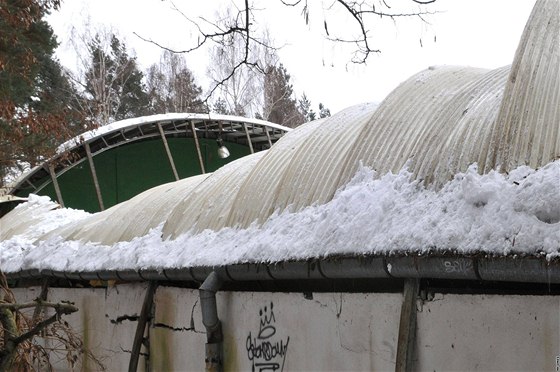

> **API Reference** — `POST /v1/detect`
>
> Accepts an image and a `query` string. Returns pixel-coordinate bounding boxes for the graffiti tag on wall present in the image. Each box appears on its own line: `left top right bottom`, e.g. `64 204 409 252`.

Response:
246 302 290 371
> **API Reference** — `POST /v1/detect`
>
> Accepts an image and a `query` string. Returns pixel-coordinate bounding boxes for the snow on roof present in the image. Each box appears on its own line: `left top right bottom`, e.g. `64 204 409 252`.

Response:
38 174 210 245
1 161 558 273
9 112 291 193
57 112 291 154
0 0 558 273
0 194 90 243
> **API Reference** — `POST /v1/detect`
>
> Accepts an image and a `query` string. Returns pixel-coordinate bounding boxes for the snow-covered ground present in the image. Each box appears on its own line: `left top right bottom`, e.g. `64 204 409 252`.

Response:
1 161 559 273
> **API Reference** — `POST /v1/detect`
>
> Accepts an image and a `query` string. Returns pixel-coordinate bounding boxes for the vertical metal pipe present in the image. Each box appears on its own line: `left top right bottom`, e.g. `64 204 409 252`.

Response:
243 123 254 154
84 142 104 211
47 163 64 208
190 121 206 174
200 271 224 372
158 122 179 181
396 279 419 372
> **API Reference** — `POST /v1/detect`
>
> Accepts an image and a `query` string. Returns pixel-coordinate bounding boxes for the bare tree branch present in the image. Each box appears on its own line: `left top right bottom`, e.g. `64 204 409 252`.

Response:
135 0 436 102
332 0 437 63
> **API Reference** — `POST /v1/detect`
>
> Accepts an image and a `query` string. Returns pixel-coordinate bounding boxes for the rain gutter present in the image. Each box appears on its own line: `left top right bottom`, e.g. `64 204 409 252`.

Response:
6 255 560 284
7 255 558 372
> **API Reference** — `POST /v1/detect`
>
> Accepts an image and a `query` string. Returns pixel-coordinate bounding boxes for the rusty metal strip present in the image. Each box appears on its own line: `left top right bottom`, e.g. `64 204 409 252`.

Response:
396 278 419 372
128 282 158 372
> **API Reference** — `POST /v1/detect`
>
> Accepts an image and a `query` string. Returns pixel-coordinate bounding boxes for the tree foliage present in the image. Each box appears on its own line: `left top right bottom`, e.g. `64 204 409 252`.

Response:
146 50 205 114
298 93 315 122
81 32 149 124
0 0 90 188
318 102 331 119
264 63 304 128
298 93 331 123
205 6 273 117
137 0 435 103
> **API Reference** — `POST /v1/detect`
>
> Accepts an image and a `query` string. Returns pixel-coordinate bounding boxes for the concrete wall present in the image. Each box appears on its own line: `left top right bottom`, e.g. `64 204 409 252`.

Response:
12 284 560 371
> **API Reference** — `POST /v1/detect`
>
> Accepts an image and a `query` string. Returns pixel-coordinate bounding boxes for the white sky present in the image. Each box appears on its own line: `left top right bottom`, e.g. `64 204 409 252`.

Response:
47 0 537 114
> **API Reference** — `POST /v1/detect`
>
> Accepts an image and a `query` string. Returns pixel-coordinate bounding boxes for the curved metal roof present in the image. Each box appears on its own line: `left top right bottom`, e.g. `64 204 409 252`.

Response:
163 151 268 237
38 174 210 245
7 113 291 208
4 0 558 247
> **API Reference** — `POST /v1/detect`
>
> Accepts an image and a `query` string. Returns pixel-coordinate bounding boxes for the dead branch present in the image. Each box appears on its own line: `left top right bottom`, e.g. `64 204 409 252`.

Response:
134 0 436 102
0 300 78 313
0 271 103 370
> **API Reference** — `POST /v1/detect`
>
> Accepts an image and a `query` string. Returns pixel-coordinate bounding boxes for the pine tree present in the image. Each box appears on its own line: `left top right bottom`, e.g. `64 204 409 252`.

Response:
0 0 88 187
211 97 231 115
318 103 331 119
145 51 205 114
264 64 304 128
297 94 331 122
298 93 316 122
83 33 149 124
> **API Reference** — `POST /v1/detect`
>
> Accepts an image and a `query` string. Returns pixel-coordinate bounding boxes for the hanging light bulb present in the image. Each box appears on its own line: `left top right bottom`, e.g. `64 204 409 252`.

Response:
217 137 230 159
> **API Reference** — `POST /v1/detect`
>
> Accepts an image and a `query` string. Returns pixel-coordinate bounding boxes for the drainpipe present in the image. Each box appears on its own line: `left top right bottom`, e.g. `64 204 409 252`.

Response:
199 271 223 372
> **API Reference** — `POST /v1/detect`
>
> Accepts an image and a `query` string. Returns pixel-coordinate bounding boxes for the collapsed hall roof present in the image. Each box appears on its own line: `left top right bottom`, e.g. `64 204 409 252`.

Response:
0 0 558 278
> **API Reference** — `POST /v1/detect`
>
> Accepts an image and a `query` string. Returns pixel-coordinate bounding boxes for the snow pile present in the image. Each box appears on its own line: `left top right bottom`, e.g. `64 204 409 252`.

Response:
1 161 558 273
0 195 91 272
1 194 90 241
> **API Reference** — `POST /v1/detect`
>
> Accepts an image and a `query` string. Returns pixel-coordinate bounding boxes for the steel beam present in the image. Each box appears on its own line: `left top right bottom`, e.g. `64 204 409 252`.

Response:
158 122 179 181
84 142 105 211
190 122 206 174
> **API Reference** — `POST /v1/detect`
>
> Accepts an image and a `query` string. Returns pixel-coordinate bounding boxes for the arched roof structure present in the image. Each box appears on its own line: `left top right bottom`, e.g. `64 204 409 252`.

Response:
2 0 559 252
6 113 290 213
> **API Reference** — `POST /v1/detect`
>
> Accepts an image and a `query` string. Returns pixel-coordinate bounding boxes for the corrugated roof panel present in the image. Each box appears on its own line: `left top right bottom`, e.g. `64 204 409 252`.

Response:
272 103 377 213
421 66 511 186
3 0 556 245
338 66 488 188
163 152 267 238
39 174 210 244
0 197 59 240
225 119 326 229
487 0 560 172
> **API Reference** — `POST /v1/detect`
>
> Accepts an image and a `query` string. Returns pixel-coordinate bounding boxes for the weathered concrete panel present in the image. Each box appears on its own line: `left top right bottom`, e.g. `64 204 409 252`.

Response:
150 288 402 371
13 283 148 371
415 294 560 371
11 286 560 371
150 286 206 371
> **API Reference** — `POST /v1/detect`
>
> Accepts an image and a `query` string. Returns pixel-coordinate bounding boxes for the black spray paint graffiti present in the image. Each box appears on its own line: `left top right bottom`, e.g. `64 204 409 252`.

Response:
246 302 290 371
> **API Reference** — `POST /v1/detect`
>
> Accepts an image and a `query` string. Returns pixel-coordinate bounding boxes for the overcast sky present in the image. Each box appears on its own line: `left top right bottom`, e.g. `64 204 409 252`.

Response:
47 0 537 114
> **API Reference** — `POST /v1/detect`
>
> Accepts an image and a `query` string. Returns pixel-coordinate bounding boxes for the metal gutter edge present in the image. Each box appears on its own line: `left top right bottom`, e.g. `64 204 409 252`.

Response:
5 256 560 284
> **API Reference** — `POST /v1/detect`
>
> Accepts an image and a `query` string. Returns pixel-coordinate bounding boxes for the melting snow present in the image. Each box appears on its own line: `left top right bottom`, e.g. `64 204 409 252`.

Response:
1 161 559 273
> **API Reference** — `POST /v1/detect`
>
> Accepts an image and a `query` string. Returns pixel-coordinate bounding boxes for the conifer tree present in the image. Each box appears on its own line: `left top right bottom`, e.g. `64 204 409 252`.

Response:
263 63 305 128
145 50 205 114
298 93 316 122
82 33 149 124
318 103 331 119
0 0 88 187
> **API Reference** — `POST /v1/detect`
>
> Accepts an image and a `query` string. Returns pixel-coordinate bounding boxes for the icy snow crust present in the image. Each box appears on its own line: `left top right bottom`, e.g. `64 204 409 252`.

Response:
0 161 558 273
